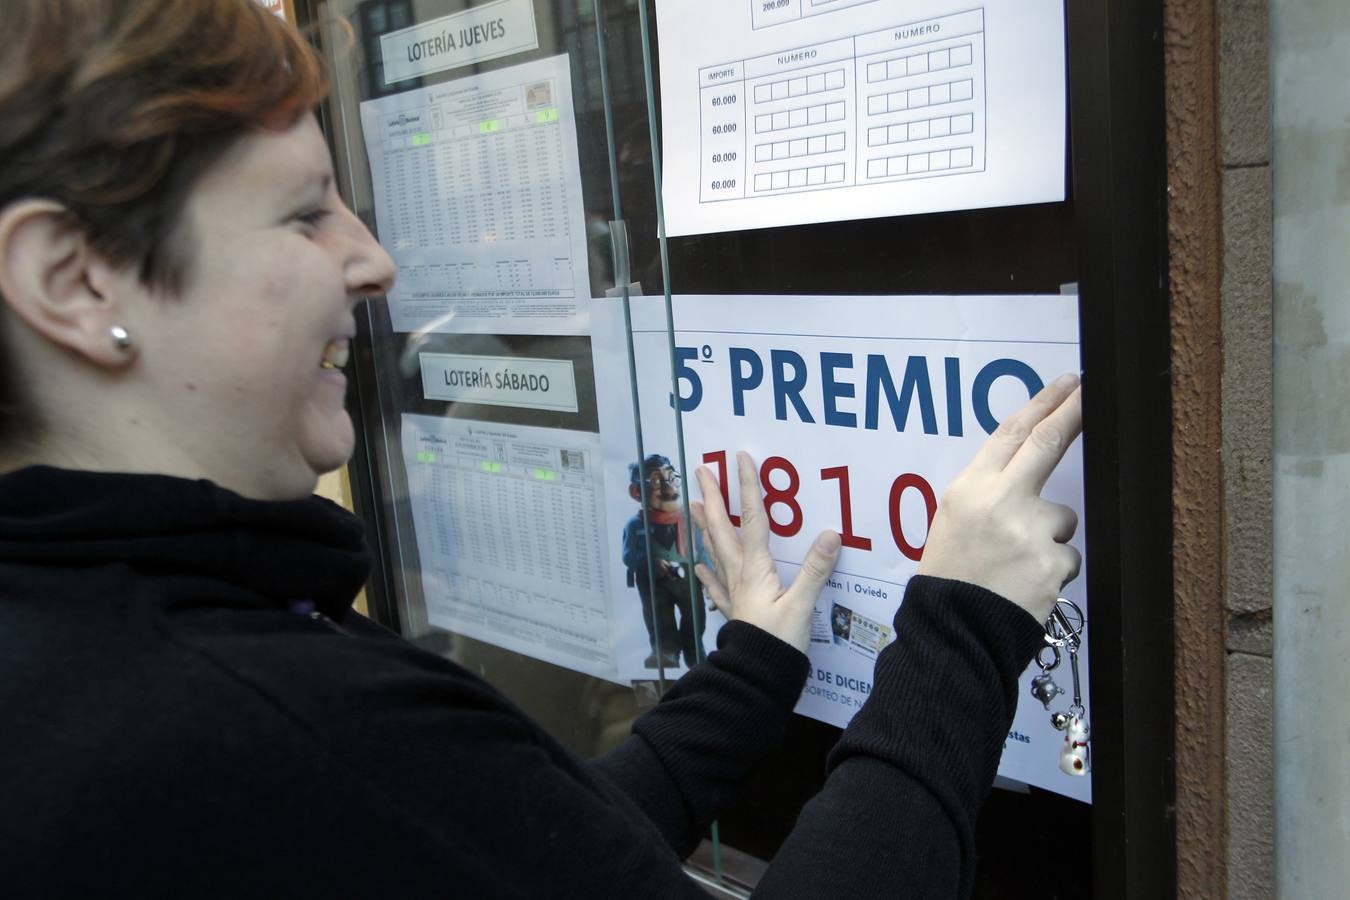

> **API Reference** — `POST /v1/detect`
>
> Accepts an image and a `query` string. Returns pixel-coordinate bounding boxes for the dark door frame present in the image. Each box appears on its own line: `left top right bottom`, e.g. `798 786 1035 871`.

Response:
1068 0 1177 896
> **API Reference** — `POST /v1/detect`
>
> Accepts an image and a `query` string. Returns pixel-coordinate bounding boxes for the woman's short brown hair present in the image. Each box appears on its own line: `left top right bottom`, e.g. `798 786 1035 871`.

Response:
0 0 329 446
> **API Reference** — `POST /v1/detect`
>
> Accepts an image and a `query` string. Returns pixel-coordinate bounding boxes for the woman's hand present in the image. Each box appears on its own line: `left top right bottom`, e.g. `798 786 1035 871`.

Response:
691 452 841 654
690 374 1081 646
916 374 1084 623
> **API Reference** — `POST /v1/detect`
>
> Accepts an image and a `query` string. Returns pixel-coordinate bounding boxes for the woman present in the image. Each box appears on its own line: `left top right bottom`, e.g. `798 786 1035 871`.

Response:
0 1 1083 897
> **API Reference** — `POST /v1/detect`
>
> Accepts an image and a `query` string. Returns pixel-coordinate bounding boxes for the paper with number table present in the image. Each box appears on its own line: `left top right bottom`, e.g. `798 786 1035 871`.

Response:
654 0 1067 235
360 54 592 335
402 414 621 682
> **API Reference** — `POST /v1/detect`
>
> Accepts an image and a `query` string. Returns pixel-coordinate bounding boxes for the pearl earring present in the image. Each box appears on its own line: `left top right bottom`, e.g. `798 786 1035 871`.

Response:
110 325 132 352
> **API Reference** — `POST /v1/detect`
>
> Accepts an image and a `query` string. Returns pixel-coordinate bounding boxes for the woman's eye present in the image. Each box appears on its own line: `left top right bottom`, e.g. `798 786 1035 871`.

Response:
294 209 330 229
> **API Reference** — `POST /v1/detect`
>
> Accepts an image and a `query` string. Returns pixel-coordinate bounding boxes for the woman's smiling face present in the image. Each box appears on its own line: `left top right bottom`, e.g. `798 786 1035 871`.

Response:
128 114 396 499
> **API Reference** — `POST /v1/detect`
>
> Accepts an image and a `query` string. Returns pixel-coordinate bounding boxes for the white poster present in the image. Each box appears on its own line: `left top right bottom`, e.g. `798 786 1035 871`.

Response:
592 294 1091 802
654 0 1067 235
361 54 593 336
403 414 621 682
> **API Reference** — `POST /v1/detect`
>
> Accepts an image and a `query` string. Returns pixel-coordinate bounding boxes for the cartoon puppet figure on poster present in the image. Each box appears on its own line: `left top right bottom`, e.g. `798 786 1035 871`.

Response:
621 454 709 669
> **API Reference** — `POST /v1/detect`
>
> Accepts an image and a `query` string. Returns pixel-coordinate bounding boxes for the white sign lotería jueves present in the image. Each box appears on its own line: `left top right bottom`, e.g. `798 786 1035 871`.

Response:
381 0 539 85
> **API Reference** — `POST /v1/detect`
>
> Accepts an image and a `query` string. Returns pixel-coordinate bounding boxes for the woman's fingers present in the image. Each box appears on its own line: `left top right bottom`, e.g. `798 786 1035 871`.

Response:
967 374 1080 476
690 501 722 575
696 469 751 590
692 498 735 614
695 563 732 616
1001 386 1083 495
735 451 770 546
695 466 733 534
695 466 742 581
690 500 718 557
1057 543 1083 588
781 529 842 608
1041 501 1079 544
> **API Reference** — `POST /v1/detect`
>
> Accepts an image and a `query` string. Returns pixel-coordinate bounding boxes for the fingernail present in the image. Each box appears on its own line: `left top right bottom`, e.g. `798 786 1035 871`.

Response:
1053 373 1080 390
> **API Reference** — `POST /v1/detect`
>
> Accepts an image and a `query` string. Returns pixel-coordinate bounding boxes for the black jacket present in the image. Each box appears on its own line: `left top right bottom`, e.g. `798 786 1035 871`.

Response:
0 466 1043 898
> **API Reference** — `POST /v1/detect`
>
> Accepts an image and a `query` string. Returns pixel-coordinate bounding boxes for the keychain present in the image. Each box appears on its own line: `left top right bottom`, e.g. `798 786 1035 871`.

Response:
1031 598 1091 776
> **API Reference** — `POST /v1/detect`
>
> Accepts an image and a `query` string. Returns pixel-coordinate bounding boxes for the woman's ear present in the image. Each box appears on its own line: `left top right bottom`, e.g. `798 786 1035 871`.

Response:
0 199 136 367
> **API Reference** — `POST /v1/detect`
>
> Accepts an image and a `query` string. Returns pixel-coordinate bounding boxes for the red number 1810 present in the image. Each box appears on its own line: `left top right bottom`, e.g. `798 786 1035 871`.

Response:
701 450 937 561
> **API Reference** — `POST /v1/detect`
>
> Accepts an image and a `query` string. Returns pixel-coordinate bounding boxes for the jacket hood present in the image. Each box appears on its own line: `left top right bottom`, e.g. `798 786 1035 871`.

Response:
0 466 372 618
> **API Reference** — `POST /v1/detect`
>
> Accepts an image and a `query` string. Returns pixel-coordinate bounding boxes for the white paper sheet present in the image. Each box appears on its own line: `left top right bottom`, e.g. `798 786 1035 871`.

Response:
592 294 1091 802
654 0 1067 235
402 414 621 682
361 54 592 335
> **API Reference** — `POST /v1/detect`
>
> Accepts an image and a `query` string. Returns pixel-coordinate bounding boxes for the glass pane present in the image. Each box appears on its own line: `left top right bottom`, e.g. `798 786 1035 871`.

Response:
312 0 688 751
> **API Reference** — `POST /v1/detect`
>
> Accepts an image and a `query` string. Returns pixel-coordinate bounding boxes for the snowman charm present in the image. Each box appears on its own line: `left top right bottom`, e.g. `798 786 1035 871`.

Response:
1058 715 1091 776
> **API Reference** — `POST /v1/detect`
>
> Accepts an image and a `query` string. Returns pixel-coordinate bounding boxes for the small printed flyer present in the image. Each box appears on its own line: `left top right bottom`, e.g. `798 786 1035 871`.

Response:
592 293 1091 802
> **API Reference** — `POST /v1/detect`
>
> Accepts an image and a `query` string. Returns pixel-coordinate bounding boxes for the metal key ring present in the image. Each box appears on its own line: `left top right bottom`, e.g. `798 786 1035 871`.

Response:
1044 598 1086 646
1036 643 1061 671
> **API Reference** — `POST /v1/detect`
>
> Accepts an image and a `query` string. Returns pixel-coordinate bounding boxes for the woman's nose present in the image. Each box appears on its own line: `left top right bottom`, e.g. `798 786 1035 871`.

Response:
344 206 397 297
